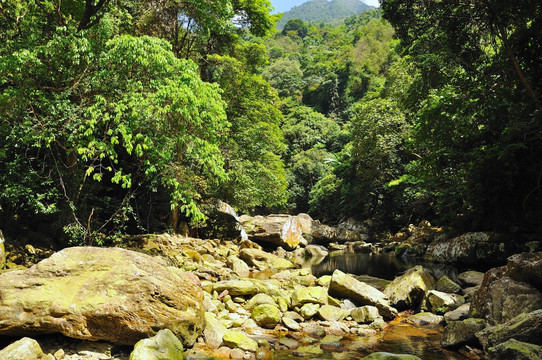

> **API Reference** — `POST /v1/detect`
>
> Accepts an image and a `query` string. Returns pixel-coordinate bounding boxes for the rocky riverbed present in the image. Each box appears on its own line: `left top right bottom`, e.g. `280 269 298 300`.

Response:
1 216 541 360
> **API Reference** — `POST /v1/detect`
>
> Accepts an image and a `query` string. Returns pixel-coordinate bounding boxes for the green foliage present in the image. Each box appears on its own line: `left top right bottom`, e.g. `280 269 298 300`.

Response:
206 54 288 212
262 59 304 98
287 147 334 213
381 0 542 231
0 2 228 243
134 0 278 61
282 19 309 38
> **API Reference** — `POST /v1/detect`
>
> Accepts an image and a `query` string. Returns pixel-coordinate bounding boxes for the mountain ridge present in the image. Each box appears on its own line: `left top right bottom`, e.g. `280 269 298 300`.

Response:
277 0 374 29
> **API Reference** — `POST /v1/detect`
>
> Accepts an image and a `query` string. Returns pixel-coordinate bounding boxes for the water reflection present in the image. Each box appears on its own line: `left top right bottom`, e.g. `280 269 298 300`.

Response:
310 251 472 281
273 321 467 360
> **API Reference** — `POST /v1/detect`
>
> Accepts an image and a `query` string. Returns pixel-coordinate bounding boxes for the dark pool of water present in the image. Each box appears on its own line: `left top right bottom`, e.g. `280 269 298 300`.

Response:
310 251 486 281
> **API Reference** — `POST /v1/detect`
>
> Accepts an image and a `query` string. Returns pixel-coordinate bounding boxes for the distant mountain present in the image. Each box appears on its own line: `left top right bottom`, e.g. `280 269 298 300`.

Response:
277 0 374 29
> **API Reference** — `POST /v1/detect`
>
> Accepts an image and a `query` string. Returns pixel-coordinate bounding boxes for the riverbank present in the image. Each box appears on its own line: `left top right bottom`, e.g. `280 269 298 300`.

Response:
1 223 541 359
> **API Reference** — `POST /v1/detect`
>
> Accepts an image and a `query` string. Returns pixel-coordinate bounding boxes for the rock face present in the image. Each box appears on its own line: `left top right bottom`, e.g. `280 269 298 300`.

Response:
383 266 435 310
470 266 542 325
424 232 509 264
329 270 397 319
506 252 542 290
240 214 304 250
0 247 204 346
0 337 44 360
129 329 184 360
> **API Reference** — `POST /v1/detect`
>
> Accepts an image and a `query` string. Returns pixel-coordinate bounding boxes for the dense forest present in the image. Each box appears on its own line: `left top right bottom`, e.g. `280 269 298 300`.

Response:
1 0 541 248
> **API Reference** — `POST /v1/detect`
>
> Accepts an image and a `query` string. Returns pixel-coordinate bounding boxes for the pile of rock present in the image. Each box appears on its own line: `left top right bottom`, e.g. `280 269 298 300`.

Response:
1 225 541 360
441 251 542 359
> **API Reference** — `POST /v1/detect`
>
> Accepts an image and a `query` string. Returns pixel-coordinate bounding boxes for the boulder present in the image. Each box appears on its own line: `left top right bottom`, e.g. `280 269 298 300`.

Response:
282 317 301 331
329 270 397 319
244 294 277 310
0 337 44 360
222 330 258 352
291 286 328 307
299 303 320 319
304 245 329 259
203 313 227 349
226 256 250 278
470 267 542 324
406 312 443 326
350 306 382 324
441 318 486 348
436 276 461 294
424 232 509 264
212 278 281 298
487 339 542 360
199 201 248 241
506 252 542 290
129 329 184 360
457 271 484 287
318 305 347 322
238 248 295 270
298 214 370 245
0 247 204 346
476 309 542 350
362 353 421 360
444 303 470 323
240 214 304 250
252 304 281 329
384 266 435 310
421 290 465 315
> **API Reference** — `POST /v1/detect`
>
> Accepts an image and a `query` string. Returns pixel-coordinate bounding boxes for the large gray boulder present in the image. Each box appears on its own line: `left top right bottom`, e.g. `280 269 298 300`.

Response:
476 309 542 350
383 266 435 310
424 232 509 264
470 266 542 325
329 270 397 319
0 247 204 346
240 214 304 250
506 252 542 290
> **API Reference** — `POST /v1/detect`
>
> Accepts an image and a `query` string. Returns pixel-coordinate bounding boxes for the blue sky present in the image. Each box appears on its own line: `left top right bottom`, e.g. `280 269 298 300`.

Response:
270 0 380 14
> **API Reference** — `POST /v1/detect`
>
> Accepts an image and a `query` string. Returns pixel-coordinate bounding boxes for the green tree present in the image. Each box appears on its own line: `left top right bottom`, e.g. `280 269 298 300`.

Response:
0 2 228 243
282 19 309 38
206 54 288 212
381 0 542 230
262 59 304 98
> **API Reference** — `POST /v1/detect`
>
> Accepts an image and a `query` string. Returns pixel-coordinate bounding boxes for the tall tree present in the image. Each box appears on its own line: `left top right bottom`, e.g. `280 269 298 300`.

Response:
381 0 542 230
